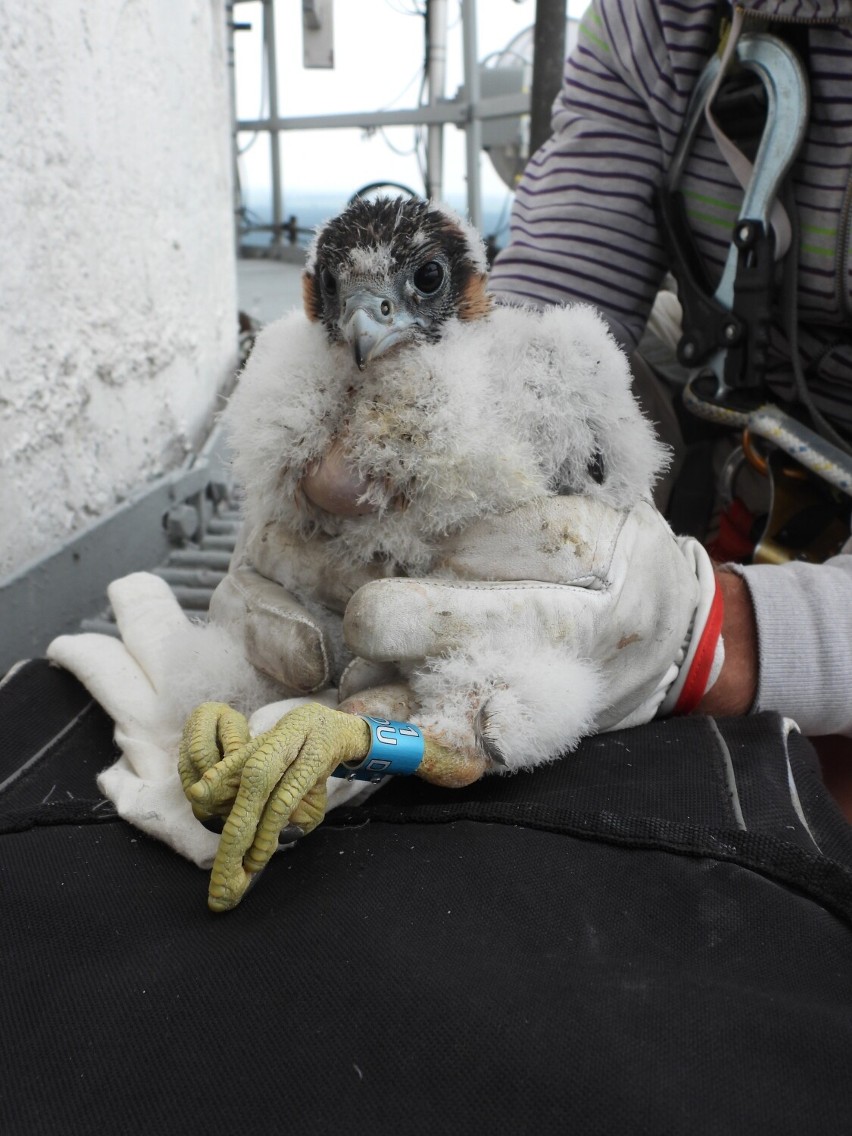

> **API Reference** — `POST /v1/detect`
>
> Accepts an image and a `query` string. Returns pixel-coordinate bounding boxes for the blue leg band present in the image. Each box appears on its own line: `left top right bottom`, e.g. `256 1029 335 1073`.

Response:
331 715 424 783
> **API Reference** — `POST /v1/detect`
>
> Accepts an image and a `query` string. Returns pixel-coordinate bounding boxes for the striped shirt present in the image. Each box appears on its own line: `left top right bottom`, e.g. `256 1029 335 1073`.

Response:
488 0 852 427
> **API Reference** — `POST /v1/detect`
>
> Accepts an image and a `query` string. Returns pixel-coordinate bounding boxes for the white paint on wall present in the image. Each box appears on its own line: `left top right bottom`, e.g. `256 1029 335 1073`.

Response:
0 0 238 577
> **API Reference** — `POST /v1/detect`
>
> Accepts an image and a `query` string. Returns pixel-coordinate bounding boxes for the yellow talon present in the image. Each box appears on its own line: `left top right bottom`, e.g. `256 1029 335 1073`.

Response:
180 702 371 912
179 698 488 912
178 702 254 820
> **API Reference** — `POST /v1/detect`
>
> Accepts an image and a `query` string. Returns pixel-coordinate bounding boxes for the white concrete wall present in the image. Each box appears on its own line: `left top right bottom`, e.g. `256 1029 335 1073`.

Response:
0 0 238 578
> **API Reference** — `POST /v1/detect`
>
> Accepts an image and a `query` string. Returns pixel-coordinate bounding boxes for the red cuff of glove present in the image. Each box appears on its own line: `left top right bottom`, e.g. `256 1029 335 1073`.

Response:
671 580 725 716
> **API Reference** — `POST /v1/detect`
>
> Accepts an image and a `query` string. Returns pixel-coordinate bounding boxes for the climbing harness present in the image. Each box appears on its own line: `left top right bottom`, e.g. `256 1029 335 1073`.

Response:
658 19 852 563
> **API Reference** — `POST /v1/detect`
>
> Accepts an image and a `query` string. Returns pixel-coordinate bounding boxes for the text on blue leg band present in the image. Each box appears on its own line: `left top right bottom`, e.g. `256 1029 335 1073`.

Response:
331 716 425 782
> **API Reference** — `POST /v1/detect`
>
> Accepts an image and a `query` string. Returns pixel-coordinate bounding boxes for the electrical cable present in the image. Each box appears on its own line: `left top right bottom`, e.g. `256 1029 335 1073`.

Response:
383 0 427 15
236 2 268 156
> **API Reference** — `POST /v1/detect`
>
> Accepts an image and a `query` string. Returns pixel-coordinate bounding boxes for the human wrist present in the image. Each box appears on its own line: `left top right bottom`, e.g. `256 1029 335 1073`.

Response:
696 568 757 717
657 538 724 718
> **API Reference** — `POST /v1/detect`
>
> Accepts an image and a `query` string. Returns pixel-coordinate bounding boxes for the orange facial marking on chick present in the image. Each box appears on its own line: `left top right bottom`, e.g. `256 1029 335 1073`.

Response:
458 273 493 321
302 272 321 322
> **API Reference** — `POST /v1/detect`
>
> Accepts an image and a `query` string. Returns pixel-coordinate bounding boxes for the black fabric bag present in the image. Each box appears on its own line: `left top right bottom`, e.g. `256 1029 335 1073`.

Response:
2 659 851 1136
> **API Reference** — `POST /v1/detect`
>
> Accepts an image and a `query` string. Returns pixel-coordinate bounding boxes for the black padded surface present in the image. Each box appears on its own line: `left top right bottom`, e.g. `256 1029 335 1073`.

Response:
2 660 851 1135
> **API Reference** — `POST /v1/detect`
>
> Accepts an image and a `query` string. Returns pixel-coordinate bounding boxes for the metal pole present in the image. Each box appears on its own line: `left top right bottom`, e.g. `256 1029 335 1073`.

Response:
529 0 567 156
426 0 448 201
225 3 241 254
460 0 482 229
264 0 284 247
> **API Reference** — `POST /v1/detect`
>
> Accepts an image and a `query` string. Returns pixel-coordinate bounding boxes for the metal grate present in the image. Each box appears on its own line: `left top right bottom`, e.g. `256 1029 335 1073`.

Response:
0 314 262 675
79 503 242 636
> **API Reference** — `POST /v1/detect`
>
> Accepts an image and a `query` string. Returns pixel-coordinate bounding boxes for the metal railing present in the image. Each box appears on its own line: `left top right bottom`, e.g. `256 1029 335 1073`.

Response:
227 0 532 245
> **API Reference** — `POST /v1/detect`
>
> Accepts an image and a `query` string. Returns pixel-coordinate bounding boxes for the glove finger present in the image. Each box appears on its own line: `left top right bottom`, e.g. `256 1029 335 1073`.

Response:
47 633 160 729
344 577 601 664
107 572 193 689
247 519 392 612
210 568 331 693
338 657 401 702
98 756 220 869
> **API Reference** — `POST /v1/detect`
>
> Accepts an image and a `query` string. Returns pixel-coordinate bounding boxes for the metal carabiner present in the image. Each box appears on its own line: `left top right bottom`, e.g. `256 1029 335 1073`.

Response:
701 34 809 396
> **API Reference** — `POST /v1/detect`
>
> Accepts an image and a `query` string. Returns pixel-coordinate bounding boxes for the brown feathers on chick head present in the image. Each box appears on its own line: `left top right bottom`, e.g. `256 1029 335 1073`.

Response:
302 196 492 370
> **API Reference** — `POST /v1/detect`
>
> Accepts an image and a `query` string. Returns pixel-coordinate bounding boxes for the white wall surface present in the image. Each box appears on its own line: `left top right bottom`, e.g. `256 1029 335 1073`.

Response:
0 0 238 577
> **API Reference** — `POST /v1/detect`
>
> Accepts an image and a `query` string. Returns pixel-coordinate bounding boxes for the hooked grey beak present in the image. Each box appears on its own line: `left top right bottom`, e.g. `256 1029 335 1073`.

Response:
347 308 393 371
341 292 416 370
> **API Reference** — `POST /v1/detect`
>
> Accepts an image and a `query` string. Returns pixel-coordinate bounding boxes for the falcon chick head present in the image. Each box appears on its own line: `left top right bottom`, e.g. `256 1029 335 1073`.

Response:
303 196 492 370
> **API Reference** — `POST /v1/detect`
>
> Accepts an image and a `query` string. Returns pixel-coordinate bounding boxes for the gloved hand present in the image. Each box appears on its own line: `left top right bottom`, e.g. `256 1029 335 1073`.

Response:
46 572 364 877
47 573 224 867
342 496 725 746
209 519 395 692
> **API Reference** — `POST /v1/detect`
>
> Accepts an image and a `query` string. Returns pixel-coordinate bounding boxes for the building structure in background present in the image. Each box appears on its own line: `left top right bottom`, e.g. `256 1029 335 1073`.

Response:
0 0 238 581
0 0 572 666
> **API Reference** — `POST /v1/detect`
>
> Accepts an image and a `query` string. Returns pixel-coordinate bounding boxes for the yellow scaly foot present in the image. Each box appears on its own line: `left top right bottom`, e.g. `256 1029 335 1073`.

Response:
179 699 488 912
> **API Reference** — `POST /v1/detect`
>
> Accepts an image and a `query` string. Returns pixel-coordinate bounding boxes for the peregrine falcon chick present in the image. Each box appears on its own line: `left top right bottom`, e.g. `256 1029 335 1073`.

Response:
219 195 669 766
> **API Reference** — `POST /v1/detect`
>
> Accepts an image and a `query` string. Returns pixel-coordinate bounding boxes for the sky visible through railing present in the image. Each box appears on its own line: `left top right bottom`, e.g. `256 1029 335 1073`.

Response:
234 0 589 245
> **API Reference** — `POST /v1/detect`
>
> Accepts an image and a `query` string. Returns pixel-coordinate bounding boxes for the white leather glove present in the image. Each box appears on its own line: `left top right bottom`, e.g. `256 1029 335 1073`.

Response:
46 572 358 868
209 519 394 693
210 565 332 694
47 573 223 866
342 496 724 763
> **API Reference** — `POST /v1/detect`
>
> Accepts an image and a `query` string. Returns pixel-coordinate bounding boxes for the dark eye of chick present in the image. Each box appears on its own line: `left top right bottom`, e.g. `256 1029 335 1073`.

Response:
413 260 444 295
320 267 337 295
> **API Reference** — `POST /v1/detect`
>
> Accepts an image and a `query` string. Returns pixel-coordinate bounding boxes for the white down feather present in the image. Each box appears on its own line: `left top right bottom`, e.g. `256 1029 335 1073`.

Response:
224 302 668 573
407 624 607 770
220 298 669 768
